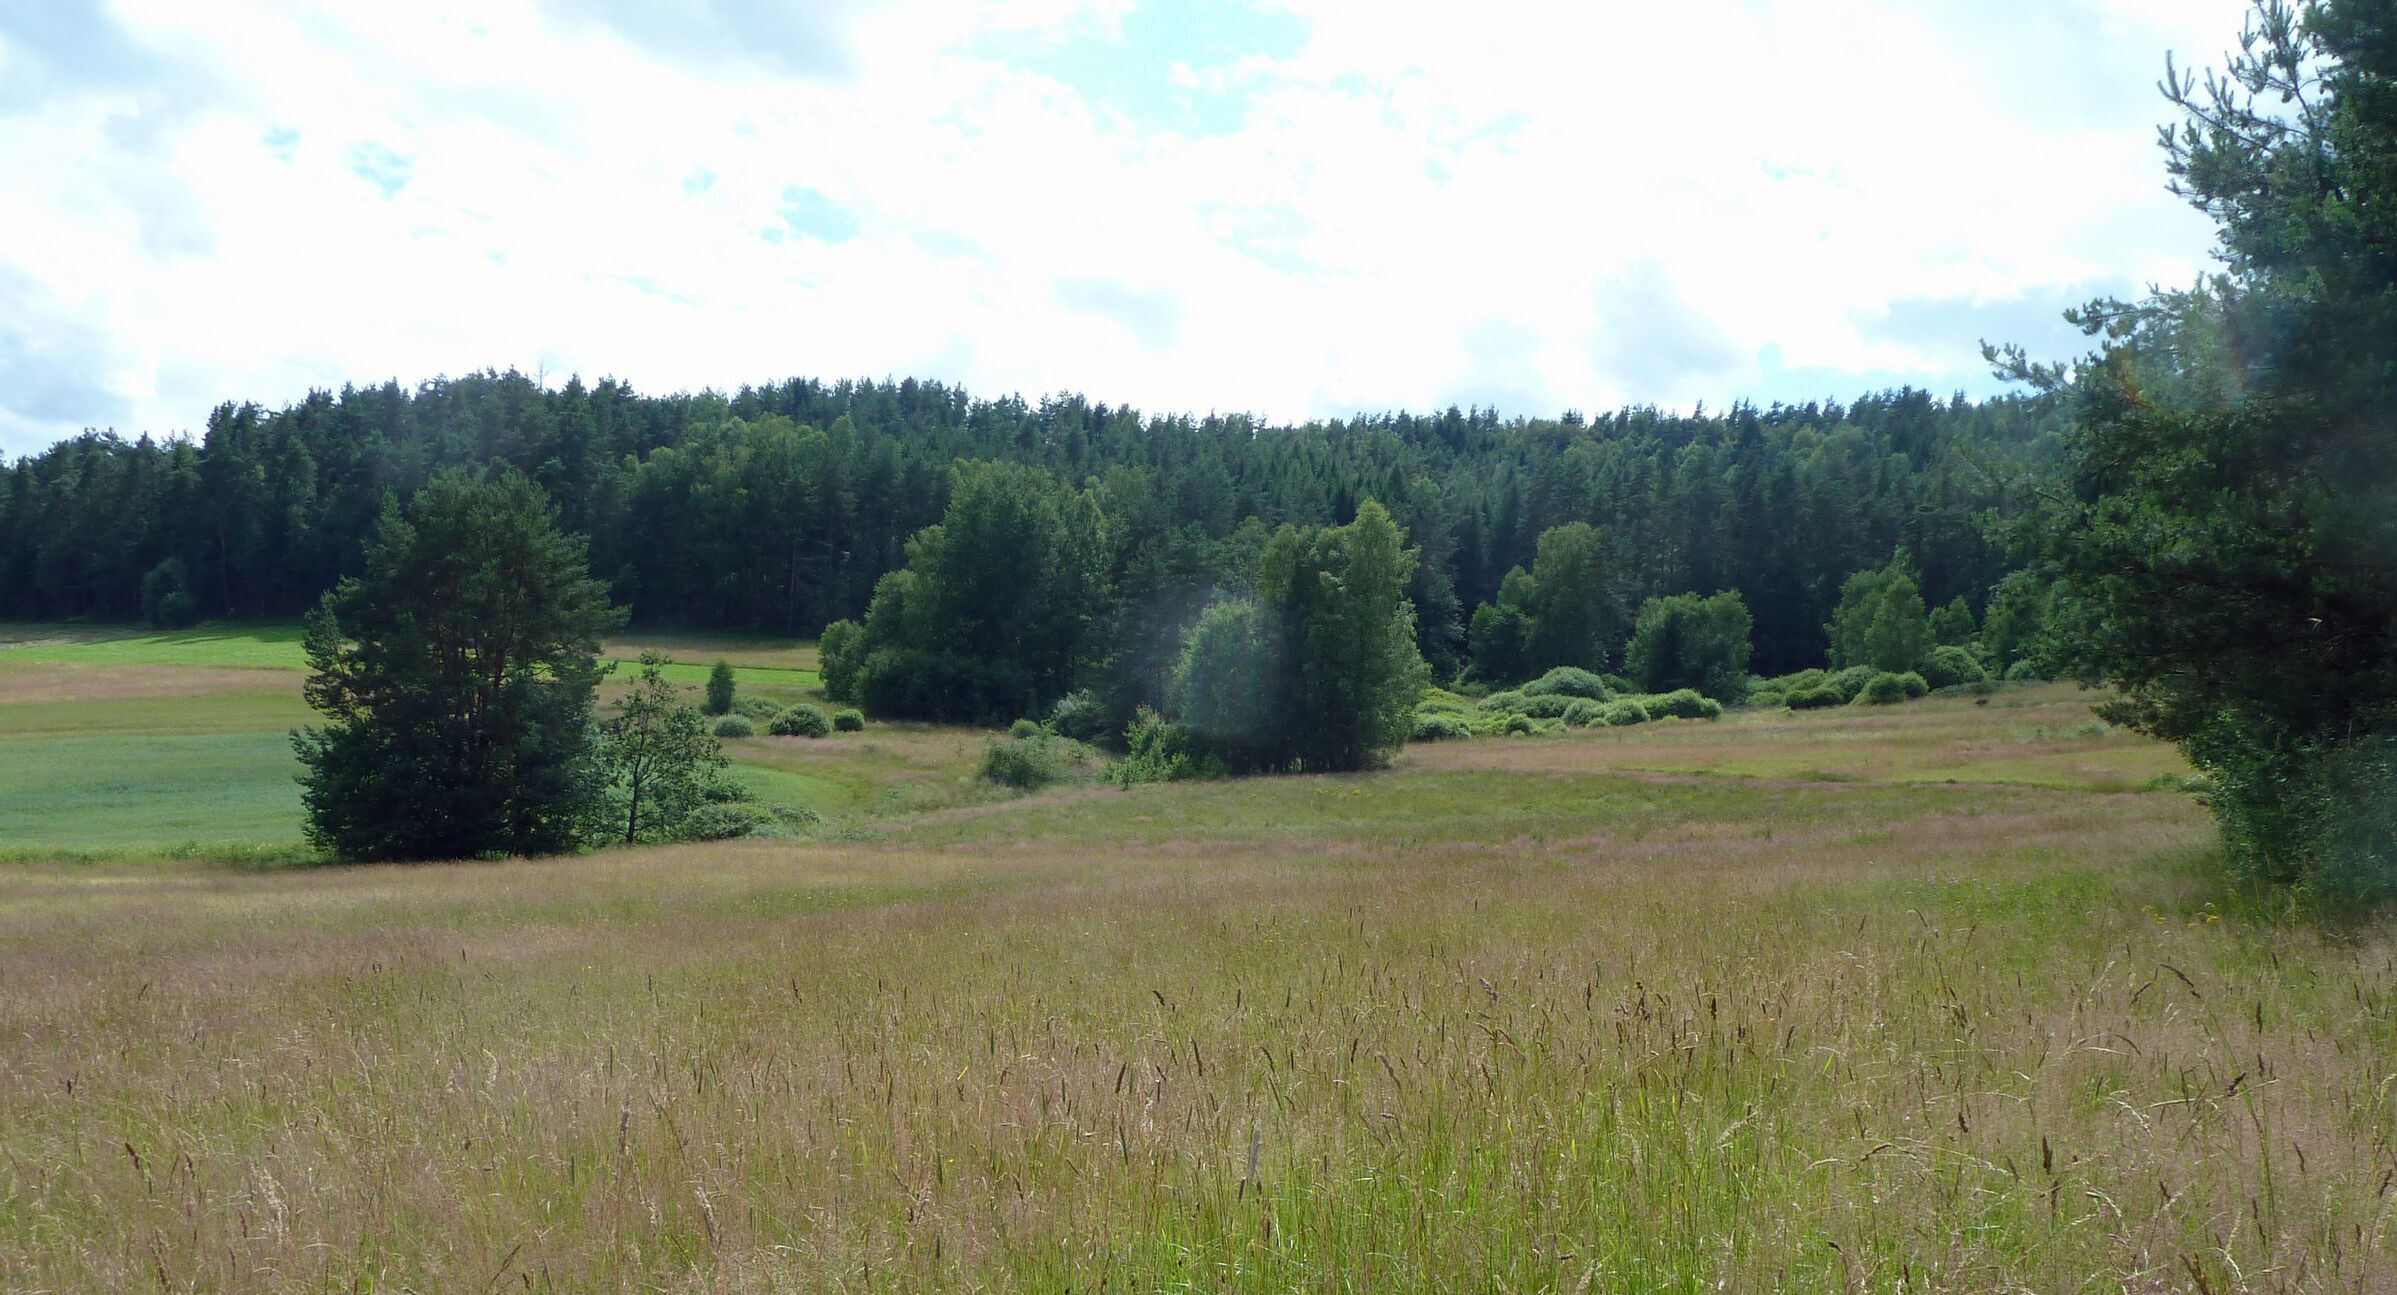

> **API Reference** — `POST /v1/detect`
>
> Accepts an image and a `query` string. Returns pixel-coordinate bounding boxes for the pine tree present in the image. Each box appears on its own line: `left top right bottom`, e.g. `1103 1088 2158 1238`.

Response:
293 470 623 861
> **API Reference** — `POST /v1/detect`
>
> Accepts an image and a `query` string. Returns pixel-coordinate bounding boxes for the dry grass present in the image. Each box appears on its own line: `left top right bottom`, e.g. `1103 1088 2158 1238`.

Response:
3 689 2393 1292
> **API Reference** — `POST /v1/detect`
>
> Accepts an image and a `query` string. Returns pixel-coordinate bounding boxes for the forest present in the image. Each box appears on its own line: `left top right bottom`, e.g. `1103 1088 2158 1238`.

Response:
0 375 2049 684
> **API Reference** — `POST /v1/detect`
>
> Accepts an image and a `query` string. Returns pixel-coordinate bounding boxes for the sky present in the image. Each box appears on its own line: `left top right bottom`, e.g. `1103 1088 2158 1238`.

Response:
0 0 2257 457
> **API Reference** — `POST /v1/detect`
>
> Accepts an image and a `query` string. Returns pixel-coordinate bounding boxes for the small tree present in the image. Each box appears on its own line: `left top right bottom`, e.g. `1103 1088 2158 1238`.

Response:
1525 523 1614 672
704 660 737 715
1626 590 1753 701
1928 596 1978 648
1467 566 1537 684
600 652 730 844
1826 557 1930 675
294 470 622 861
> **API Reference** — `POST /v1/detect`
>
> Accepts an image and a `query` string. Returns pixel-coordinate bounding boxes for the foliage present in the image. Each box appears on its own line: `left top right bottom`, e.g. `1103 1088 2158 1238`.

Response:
1044 689 1110 743
292 469 622 861
2001 0 2397 904
1638 689 1723 721
598 652 734 845
703 661 737 715
1525 523 1614 673
139 558 199 629
1854 673 1911 705
1561 697 1607 727
1786 686 1843 710
1466 567 1537 684
1172 597 1279 774
817 618 866 702
677 801 783 841
1625 590 1753 702
1826 557 1931 675
1009 718 1045 741
1521 665 1612 700
770 704 832 738
712 714 757 738
1928 596 1978 648
845 462 1109 724
981 733 1083 791
833 708 865 733
1601 699 1652 726
1978 572 2053 670
1410 711 1473 741
1922 644 1989 690
1107 706 1212 784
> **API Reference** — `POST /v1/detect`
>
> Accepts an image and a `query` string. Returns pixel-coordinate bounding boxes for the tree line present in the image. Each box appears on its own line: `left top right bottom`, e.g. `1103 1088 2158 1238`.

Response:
0 378 2059 681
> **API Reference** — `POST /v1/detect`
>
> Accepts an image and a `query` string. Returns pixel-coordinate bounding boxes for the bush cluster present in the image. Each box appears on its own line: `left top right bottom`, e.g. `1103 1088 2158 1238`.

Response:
1520 666 1612 701
711 714 756 738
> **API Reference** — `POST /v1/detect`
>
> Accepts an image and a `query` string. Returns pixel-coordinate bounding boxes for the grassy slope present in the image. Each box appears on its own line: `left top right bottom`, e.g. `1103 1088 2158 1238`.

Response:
2 636 2392 1292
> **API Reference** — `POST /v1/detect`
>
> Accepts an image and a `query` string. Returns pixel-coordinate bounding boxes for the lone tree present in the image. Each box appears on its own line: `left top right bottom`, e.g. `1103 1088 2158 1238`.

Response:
2002 0 2397 905
293 469 623 861
600 652 731 844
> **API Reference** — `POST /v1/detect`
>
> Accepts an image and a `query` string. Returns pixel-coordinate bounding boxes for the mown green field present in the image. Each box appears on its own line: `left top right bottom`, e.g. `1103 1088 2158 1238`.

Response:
2 628 2392 1293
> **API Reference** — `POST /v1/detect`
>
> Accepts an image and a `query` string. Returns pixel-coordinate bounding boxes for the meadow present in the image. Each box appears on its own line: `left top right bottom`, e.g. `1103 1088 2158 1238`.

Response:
2 625 2392 1292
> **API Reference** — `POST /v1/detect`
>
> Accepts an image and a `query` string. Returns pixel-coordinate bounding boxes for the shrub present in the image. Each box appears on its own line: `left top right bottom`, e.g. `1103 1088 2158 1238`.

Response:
769 704 832 737
711 714 756 738
1046 689 1112 744
983 736 1069 791
1501 713 1538 736
1825 666 1879 701
1786 686 1843 710
817 619 866 701
1561 697 1607 727
1642 689 1720 721
2004 659 2046 683
1009 718 1045 740
833 708 865 732
734 695 784 722
1602 699 1650 726
1479 690 1531 714
1411 711 1473 741
704 661 736 715
1107 707 1215 785
1854 672 1910 705
1416 687 1480 717
679 801 779 841
1896 671 1929 699
1923 645 1986 690
1522 666 1612 701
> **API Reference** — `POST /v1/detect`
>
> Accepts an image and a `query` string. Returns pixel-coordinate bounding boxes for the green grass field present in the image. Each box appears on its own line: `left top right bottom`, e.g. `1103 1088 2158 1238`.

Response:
3 627 2391 1292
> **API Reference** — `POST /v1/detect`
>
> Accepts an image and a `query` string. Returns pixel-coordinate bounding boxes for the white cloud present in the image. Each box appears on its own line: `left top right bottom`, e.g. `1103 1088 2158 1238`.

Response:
0 0 2254 454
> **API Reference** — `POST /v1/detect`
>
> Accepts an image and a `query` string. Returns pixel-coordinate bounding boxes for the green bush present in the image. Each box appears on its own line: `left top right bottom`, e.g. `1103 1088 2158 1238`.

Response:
769 704 832 738
1046 689 1112 743
1479 690 1531 714
1501 713 1538 736
1522 666 1612 701
977 738 1064 791
1786 686 1843 710
1009 718 1045 741
2004 659 2046 683
1896 671 1929 699
733 695 783 723
833 708 865 732
817 619 866 702
1853 673 1910 705
711 714 756 738
1602 699 1650 726
1561 697 1607 727
1641 689 1721 720
679 801 779 841
1411 711 1473 741
1106 707 1216 785
1825 666 1880 701
1923 644 1987 690
1416 687 1480 716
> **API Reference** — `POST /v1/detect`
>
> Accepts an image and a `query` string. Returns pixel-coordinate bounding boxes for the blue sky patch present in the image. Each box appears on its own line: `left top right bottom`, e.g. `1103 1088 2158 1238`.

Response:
772 185 859 243
977 1 1307 137
345 142 414 198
